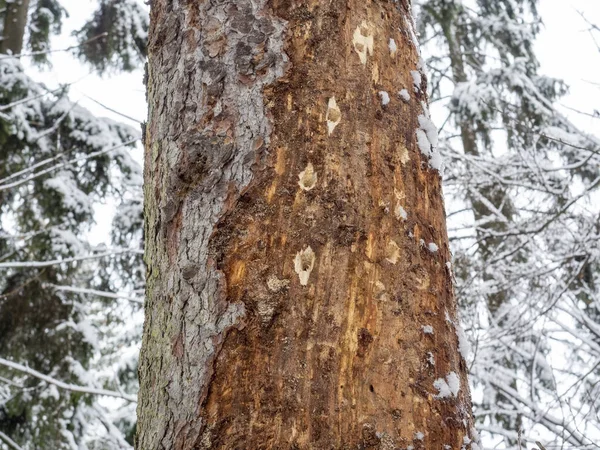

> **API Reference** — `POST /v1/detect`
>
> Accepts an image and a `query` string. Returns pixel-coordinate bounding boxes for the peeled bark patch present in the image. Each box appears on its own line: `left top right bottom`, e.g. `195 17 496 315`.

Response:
385 240 401 264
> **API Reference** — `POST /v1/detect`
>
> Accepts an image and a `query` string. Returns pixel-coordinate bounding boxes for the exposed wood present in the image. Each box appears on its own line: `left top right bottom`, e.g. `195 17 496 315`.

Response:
137 1 476 449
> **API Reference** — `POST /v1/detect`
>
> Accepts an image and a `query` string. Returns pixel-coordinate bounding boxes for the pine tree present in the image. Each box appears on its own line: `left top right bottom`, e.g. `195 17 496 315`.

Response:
0 1 148 448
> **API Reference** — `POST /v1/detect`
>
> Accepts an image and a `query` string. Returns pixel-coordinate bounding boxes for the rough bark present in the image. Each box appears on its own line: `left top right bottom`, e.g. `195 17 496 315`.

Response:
0 0 30 55
137 1 475 449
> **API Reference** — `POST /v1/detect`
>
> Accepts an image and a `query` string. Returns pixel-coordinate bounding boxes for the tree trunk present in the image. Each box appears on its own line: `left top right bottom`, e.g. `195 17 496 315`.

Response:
0 0 30 55
137 1 475 449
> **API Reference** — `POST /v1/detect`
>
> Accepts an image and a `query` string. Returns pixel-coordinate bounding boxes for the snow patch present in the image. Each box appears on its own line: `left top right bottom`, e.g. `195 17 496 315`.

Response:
378 91 390 106
411 70 422 92
415 106 442 170
422 325 434 334
418 113 439 148
427 242 438 253
404 13 420 53
427 352 435 365
398 88 410 102
433 371 461 398
395 204 407 221
416 129 431 156
388 38 397 56
45 172 94 220
456 322 471 360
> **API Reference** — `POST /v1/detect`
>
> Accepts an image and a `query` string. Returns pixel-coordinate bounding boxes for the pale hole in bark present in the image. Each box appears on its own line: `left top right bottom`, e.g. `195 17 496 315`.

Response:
385 240 401 265
375 280 389 301
371 62 380 83
394 187 406 201
298 162 317 191
294 246 316 286
415 267 430 290
352 21 374 65
326 97 342 135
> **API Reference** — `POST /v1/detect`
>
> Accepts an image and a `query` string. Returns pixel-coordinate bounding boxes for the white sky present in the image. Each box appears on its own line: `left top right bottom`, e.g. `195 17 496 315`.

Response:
537 0 600 133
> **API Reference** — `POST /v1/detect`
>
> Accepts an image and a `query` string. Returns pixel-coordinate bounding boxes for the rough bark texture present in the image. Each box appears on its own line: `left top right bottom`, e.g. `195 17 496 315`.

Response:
0 0 30 55
137 1 476 449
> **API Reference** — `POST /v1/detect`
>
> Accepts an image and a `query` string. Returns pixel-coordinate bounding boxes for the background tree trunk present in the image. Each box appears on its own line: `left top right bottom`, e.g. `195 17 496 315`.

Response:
0 0 30 55
137 1 475 449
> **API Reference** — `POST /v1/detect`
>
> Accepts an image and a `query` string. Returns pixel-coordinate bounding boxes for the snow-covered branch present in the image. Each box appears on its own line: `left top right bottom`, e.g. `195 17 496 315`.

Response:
0 248 143 269
0 139 139 192
0 431 24 450
0 358 137 403
47 284 144 304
